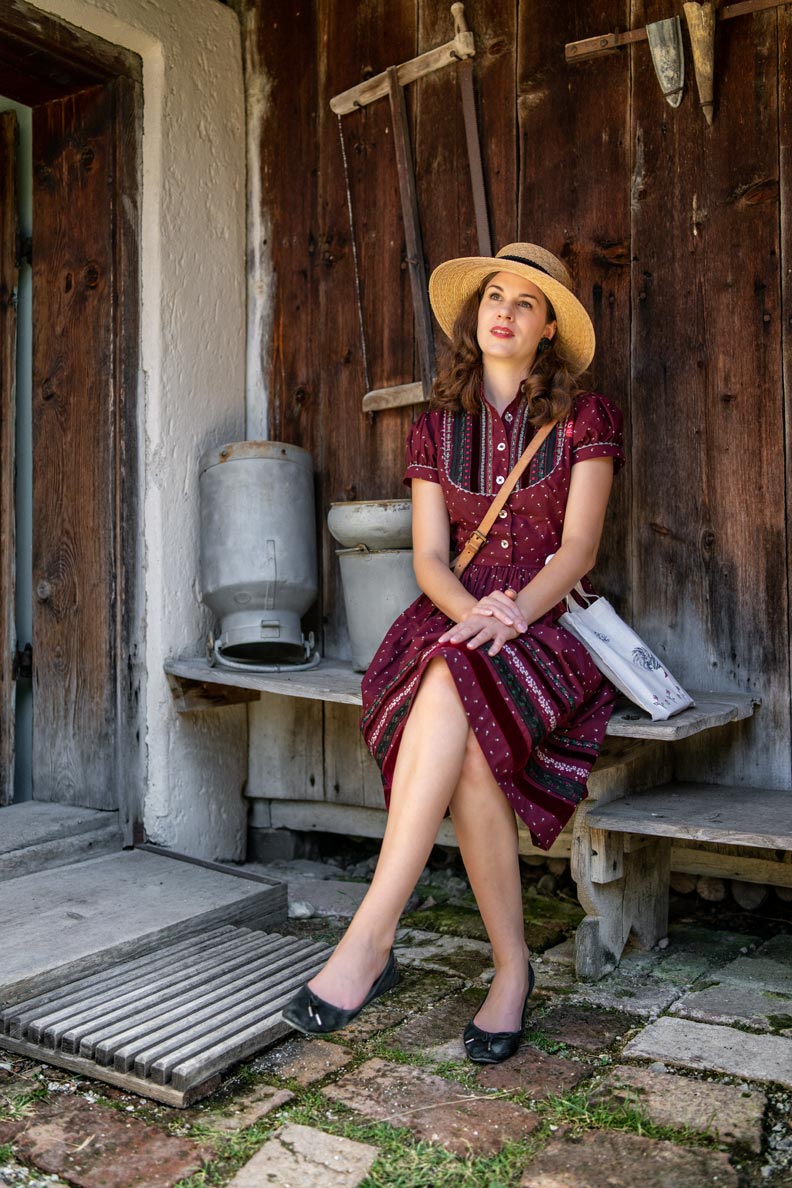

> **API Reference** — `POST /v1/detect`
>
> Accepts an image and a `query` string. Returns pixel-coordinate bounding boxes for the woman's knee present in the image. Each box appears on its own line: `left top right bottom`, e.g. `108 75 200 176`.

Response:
414 655 460 707
422 655 456 688
461 728 491 779
450 732 497 818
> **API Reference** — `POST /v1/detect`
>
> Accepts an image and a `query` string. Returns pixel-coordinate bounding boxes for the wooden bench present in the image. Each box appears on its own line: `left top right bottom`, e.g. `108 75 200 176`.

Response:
165 657 766 980
575 783 792 978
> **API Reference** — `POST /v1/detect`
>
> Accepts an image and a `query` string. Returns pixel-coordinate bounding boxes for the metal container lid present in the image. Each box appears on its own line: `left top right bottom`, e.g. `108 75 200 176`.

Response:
199 440 313 475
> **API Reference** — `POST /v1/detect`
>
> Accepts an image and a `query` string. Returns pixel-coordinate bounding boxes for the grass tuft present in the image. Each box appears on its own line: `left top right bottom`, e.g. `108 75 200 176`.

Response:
0 1088 48 1122
538 1085 720 1147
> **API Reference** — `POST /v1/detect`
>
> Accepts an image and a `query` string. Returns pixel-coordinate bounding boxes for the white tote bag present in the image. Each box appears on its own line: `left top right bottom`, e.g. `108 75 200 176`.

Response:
559 583 694 721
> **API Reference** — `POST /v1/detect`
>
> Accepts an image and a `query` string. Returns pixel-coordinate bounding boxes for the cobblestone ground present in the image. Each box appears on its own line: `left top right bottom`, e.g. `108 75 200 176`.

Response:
2 848 791 1187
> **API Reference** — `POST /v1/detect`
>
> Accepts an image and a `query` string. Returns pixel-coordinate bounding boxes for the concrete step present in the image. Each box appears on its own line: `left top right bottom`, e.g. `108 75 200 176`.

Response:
0 802 119 852
0 849 287 1006
0 802 122 882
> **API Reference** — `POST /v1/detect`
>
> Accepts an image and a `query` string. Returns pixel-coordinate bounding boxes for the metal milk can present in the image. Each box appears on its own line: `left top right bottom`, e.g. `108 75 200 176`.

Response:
199 441 318 669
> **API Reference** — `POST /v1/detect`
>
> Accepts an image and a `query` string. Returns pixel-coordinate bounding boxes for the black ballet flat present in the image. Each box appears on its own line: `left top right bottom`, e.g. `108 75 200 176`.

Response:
463 961 535 1065
281 949 400 1035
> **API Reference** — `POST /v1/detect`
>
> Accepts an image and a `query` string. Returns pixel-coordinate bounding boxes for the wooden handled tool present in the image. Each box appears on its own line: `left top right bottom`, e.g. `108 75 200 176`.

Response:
331 5 494 413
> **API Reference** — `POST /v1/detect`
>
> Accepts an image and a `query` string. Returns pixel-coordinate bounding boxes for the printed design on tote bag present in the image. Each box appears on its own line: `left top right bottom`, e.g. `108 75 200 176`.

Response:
631 646 664 673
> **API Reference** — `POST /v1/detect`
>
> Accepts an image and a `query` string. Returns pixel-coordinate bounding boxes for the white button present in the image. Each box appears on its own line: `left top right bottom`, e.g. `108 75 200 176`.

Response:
497 442 506 451
498 509 507 519
501 539 509 549
504 413 513 421
495 475 504 485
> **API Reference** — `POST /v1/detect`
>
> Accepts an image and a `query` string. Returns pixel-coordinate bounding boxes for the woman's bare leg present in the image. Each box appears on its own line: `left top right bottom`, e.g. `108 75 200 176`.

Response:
307 657 469 1009
450 736 531 1033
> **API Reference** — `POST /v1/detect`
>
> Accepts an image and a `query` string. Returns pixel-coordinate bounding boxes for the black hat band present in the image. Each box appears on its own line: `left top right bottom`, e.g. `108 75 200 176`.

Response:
498 254 551 277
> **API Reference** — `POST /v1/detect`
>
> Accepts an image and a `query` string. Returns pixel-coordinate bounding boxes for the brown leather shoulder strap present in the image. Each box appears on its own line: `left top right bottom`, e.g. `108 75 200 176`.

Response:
452 417 559 578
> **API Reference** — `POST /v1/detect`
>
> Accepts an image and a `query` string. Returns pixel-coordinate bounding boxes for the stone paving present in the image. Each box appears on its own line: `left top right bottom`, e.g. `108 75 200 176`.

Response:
324 1056 539 1156
519 1129 741 1187
2 852 792 1187
592 1064 766 1152
226 1123 377 1187
0 1095 209 1187
624 1016 792 1087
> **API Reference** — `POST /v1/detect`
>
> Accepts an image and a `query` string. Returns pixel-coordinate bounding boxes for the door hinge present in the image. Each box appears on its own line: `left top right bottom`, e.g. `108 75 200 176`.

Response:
12 644 32 681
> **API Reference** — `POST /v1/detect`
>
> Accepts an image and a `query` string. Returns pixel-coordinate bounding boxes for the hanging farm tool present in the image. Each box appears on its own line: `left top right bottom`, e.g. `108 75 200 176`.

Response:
683 3 716 126
565 0 791 124
330 3 492 413
646 17 685 108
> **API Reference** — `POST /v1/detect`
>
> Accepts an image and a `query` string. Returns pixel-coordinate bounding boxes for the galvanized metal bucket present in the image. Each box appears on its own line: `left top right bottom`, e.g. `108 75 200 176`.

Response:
199 441 318 669
336 546 421 672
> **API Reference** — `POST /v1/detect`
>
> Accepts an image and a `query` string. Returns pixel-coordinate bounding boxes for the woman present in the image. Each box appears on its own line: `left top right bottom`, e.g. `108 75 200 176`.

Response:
283 243 624 1063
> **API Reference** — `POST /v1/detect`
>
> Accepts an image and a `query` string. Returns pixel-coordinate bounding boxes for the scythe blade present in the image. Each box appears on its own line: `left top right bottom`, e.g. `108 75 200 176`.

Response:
646 16 685 108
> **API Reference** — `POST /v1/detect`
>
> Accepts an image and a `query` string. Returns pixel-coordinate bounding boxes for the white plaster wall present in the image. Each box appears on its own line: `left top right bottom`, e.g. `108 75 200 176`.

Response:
30 0 249 859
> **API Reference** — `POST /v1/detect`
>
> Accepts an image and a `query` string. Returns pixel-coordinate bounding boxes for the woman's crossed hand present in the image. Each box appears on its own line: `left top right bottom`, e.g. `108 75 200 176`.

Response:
438 588 528 657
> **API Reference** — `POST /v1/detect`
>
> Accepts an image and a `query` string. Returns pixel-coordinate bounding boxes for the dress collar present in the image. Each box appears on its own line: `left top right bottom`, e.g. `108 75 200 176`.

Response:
481 381 527 420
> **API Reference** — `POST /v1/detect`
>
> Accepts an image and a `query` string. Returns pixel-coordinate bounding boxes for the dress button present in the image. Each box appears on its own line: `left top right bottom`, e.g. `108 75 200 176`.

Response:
495 476 504 485
497 442 506 451
504 412 513 422
498 509 507 519
501 539 509 549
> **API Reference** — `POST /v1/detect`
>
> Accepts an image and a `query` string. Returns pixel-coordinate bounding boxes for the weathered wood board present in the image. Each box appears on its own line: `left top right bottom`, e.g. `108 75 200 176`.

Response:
165 660 756 741
0 110 18 806
0 0 141 104
248 692 324 802
517 1 632 613
323 700 383 810
31 86 117 808
0 925 330 1106
629 0 789 789
588 783 792 850
316 0 417 656
165 658 363 706
782 5 792 747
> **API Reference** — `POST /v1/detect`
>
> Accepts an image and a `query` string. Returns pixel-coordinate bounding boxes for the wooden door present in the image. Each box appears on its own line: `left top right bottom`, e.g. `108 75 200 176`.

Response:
30 86 117 808
0 3 142 840
0 110 18 807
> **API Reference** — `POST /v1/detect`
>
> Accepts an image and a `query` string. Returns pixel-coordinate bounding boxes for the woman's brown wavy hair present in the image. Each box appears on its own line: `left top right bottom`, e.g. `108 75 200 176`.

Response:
430 274 585 426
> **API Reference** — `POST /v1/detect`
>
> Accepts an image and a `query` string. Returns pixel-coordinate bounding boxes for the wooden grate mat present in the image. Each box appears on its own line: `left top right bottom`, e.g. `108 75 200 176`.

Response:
0 924 331 1106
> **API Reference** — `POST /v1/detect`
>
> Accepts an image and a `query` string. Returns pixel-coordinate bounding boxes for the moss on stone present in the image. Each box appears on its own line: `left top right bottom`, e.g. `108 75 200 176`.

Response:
522 892 584 928
401 904 490 941
765 1013 792 1032
402 892 583 953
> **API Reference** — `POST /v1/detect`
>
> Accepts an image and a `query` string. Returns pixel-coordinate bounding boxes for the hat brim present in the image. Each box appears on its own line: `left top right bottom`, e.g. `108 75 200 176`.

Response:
428 256 596 375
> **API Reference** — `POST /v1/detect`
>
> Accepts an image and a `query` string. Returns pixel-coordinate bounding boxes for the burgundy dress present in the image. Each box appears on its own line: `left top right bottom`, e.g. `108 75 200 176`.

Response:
360 390 626 850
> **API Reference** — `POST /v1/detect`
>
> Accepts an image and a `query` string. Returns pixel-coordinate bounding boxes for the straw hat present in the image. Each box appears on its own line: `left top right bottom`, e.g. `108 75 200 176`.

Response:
428 243 595 375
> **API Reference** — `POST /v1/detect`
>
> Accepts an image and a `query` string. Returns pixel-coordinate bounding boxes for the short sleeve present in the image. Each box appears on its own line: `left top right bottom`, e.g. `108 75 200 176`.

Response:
403 411 441 487
571 392 625 473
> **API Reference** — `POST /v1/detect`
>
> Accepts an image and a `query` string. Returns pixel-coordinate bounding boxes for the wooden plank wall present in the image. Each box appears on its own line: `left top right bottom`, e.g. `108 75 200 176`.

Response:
781 5 792 789
250 0 792 805
0 111 18 806
631 0 788 788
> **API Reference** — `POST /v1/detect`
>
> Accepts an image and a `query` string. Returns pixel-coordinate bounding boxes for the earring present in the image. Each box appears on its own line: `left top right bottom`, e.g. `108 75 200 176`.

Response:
536 336 553 355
